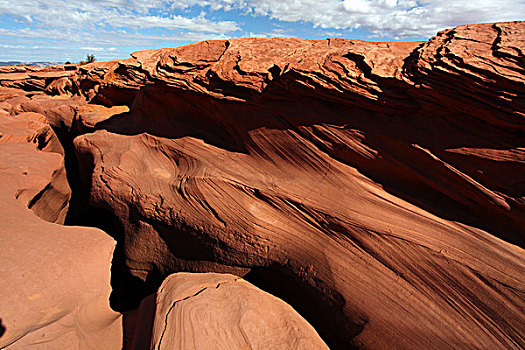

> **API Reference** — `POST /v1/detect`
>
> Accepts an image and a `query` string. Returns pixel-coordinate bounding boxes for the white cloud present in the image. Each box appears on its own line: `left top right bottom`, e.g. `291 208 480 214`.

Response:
0 44 25 49
217 0 525 38
0 0 523 61
80 47 117 52
1 0 523 40
0 28 230 47
0 0 240 60
0 0 239 33
106 13 238 33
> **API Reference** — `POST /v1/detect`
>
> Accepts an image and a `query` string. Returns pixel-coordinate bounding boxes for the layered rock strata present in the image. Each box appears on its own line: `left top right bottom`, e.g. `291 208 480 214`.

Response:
0 21 523 349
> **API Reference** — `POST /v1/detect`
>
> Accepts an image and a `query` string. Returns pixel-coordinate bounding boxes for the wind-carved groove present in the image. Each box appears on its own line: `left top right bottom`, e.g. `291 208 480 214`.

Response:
342 52 373 79
162 59 204 74
435 29 456 61
233 55 260 79
214 40 230 62
401 42 425 81
197 196 227 227
490 23 525 73
26 182 52 210
491 23 504 57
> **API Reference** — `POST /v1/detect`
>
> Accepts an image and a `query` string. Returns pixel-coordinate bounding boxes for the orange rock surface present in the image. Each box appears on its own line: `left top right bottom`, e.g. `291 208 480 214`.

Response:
131 273 328 349
0 21 523 349
0 143 122 349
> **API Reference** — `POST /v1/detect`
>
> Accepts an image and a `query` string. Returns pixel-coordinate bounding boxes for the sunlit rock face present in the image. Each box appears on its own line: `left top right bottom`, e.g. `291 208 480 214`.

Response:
0 143 122 350
131 273 329 350
0 21 523 350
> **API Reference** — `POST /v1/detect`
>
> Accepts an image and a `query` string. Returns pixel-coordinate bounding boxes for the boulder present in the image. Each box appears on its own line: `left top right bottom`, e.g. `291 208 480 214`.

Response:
131 273 328 350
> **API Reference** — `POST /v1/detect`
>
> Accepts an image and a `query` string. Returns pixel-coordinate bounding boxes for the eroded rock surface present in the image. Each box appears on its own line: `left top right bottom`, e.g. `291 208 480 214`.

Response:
0 110 69 223
131 273 328 349
0 143 122 349
0 97 121 348
0 21 524 349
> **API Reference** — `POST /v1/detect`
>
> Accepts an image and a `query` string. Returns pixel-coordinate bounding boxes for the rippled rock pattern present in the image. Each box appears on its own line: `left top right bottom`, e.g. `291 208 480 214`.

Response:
131 273 328 349
0 21 524 349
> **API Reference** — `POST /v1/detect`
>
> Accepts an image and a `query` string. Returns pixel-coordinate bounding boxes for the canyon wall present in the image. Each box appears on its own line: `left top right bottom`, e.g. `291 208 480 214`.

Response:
0 21 523 349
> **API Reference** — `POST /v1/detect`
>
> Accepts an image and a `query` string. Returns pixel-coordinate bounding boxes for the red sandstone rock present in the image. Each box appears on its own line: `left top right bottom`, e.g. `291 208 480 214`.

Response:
0 143 122 349
0 21 523 350
0 69 75 91
72 22 524 349
131 273 328 349
74 104 130 133
75 126 524 348
0 112 64 154
17 95 87 130
0 111 69 223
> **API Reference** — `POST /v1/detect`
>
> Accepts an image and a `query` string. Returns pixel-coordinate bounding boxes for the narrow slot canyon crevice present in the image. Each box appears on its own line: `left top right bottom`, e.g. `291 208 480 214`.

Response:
58 137 341 347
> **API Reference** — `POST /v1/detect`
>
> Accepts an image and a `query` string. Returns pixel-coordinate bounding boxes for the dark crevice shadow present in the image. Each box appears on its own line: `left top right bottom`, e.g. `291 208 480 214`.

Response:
54 118 162 309
53 123 163 348
109 232 165 313
124 293 157 350
243 266 363 350
0 317 5 338
48 125 82 226
65 183 161 316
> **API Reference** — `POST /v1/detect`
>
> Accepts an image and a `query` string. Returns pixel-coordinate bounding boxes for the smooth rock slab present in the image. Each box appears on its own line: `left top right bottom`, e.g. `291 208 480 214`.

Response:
132 273 329 350
0 143 122 349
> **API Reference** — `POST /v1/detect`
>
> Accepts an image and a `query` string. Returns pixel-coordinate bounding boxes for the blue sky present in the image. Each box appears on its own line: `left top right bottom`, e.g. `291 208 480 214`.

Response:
0 0 523 62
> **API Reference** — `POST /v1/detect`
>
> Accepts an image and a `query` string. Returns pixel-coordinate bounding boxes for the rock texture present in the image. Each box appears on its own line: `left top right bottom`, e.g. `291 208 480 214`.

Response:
0 143 122 349
0 87 121 349
131 273 328 349
0 109 69 223
0 21 524 349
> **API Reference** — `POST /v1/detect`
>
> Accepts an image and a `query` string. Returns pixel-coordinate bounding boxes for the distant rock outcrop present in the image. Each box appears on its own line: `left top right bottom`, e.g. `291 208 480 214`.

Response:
0 21 523 349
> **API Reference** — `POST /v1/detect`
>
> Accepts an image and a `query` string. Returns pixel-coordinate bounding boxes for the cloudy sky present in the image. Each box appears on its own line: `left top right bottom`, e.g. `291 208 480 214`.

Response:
0 0 523 62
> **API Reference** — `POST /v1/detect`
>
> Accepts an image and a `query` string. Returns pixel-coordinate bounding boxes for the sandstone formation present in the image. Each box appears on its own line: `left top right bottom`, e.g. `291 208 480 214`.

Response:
0 109 69 223
130 273 328 349
0 143 122 349
0 67 76 92
0 87 122 348
0 21 524 349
